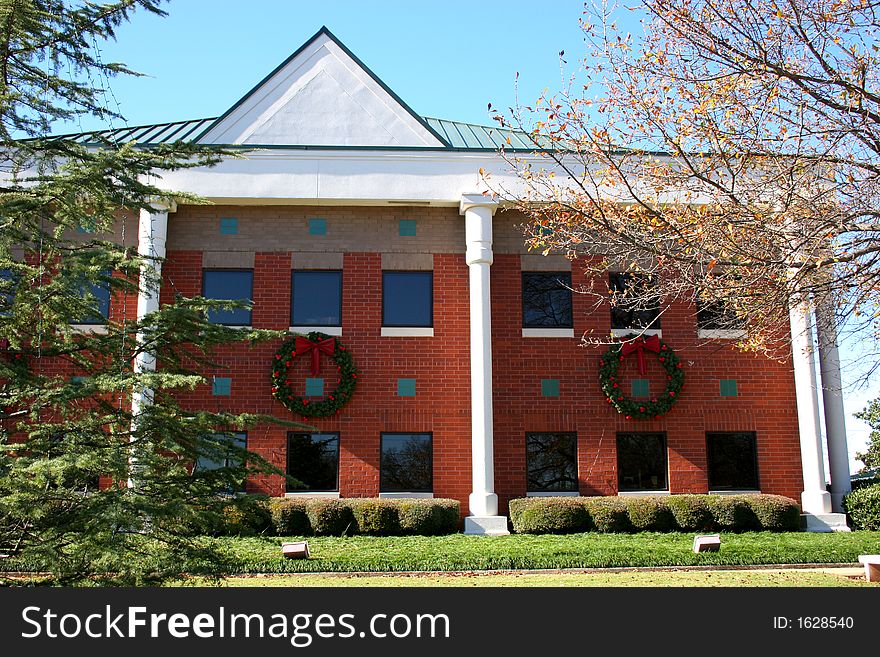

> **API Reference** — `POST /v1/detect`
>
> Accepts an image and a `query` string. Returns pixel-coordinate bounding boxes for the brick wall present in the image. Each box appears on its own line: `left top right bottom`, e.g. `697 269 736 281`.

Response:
152 205 805 515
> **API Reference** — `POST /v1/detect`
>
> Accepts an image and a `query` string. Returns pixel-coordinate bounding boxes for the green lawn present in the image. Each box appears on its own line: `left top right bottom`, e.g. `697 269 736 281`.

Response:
208 531 880 574
217 570 876 587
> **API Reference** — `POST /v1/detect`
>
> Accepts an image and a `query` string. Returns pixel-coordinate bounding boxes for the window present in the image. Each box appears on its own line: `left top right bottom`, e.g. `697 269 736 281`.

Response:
706 432 759 491
73 272 111 325
696 299 745 331
616 432 668 492
194 432 247 493
522 272 573 328
609 272 661 330
526 432 578 492
380 432 432 493
382 272 432 327
291 271 342 326
287 432 340 492
203 269 253 326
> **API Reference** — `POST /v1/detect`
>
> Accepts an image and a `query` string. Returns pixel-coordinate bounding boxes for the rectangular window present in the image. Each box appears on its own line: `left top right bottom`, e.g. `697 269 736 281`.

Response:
73 271 111 325
380 432 433 493
291 270 342 326
696 299 745 331
526 432 578 493
522 272 573 328
609 272 661 330
706 432 759 491
287 432 340 492
203 269 253 326
194 432 247 493
616 432 668 492
382 271 432 327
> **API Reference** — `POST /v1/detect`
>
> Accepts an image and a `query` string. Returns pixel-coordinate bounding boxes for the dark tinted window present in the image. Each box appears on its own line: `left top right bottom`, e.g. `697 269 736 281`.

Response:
73 272 111 324
609 272 661 329
617 432 668 492
203 270 253 326
292 271 342 326
526 432 578 492
522 272 573 328
380 433 433 492
707 432 759 490
382 272 432 327
194 432 247 492
287 432 340 492
696 299 745 331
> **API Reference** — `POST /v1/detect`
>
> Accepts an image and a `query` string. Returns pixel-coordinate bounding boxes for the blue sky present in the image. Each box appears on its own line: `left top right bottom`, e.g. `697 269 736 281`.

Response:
61 0 876 471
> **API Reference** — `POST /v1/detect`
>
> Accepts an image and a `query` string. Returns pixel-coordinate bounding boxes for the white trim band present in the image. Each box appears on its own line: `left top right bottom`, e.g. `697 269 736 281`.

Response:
381 327 434 337
290 326 343 336
522 328 575 338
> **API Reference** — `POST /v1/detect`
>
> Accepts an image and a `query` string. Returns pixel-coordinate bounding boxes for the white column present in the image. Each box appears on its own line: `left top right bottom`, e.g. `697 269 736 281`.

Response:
460 194 507 535
789 299 832 515
815 299 851 513
129 202 173 488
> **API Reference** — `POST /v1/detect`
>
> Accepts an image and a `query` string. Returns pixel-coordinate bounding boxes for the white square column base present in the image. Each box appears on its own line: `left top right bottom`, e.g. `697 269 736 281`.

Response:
802 513 851 532
464 516 509 536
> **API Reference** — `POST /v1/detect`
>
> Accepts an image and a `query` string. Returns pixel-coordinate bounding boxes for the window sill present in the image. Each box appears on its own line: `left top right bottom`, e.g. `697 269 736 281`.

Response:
698 329 747 340
527 491 580 497
708 490 761 495
285 491 341 499
381 327 434 337
290 326 342 336
610 328 662 338
522 328 574 338
70 324 109 335
378 492 434 499
617 490 670 497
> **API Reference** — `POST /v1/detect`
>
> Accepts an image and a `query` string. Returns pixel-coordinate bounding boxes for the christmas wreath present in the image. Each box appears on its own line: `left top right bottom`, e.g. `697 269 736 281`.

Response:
599 333 684 420
271 332 358 417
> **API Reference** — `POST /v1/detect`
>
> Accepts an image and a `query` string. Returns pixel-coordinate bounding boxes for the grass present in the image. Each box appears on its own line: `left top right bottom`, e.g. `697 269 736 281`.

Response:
215 570 876 587
207 531 880 574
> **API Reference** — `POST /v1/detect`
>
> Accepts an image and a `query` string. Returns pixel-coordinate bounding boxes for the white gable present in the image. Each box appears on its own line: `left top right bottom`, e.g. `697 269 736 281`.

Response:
198 30 444 147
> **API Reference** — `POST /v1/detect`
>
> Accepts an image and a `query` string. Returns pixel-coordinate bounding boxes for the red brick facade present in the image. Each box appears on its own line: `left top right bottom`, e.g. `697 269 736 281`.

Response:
140 205 806 515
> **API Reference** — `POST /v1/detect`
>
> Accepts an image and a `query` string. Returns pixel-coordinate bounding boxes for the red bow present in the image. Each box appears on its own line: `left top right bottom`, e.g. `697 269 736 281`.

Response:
620 335 661 375
294 336 336 376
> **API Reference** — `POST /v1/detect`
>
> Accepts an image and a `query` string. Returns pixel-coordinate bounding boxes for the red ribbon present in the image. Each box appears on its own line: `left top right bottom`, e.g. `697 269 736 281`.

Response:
620 335 661 375
294 336 336 376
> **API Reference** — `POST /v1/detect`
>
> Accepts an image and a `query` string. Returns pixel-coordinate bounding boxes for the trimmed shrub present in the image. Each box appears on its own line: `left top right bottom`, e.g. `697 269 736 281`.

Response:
665 495 713 532
626 496 676 532
508 497 590 534
397 499 460 535
844 483 880 530
349 498 401 536
306 499 355 536
707 495 760 532
218 496 272 536
268 498 311 536
744 494 801 531
583 497 632 533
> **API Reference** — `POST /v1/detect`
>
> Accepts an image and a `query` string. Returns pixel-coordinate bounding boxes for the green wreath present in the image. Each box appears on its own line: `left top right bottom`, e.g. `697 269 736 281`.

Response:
271 332 358 417
599 334 685 420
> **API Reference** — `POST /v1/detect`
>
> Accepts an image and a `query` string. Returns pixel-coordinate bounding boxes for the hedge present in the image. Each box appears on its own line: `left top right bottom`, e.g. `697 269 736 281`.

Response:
844 483 880 530
509 494 802 534
217 497 461 536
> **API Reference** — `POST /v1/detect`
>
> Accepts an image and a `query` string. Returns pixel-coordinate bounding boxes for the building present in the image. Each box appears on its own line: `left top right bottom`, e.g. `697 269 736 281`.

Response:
55 27 849 533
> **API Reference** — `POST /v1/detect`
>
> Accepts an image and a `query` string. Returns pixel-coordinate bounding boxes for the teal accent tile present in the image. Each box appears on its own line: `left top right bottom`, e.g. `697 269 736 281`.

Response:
541 379 560 397
308 218 327 236
305 377 324 397
397 378 416 397
399 219 417 237
212 377 231 396
720 379 738 397
71 376 87 385
631 379 650 398
220 217 238 235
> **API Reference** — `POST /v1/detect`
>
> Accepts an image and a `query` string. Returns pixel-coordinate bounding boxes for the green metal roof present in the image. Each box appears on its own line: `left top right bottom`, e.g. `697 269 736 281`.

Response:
46 116 537 151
